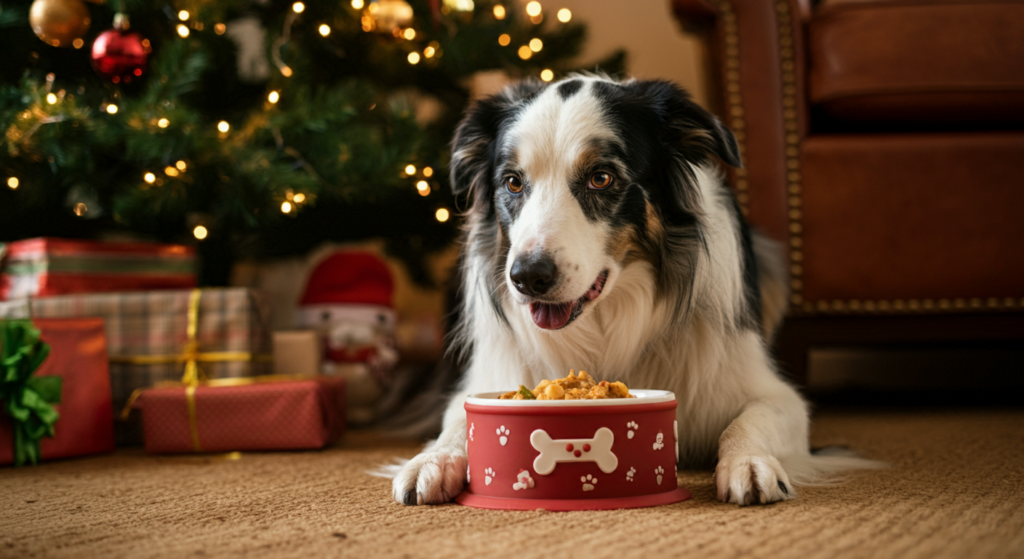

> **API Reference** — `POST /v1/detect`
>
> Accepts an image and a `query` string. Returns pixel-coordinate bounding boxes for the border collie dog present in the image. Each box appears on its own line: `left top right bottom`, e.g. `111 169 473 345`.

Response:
391 76 875 506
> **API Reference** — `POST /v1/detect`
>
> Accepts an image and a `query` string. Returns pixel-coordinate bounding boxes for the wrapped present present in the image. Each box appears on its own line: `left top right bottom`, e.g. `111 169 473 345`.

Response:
272 331 321 377
135 376 345 454
1 318 115 466
0 237 196 300
0 288 272 444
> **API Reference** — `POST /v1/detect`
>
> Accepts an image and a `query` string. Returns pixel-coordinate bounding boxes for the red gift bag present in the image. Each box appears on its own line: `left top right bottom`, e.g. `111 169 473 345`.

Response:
0 318 115 465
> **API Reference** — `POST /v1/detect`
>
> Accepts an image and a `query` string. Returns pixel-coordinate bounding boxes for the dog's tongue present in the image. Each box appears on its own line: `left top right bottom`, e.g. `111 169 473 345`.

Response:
530 301 575 330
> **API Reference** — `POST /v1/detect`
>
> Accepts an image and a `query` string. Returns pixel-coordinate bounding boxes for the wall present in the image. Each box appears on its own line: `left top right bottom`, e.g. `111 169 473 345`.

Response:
548 0 708 106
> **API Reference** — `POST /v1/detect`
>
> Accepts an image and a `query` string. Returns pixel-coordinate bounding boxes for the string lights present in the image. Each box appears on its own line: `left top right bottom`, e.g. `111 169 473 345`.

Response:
435 208 450 222
557 8 571 22
178 10 189 21
106 104 118 114
7 177 19 190
217 121 230 133
405 164 417 175
193 225 208 240
292 2 305 13
529 38 543 52
498 34 511 46
526 2 542 17
408 52 420 64
176 24 189 38
319 24 331 37
540 69 554 82
268 91 280 104
518 46 532 60
422 166 434 177
144 172 156 183
493 5 506 19
157 118 169 128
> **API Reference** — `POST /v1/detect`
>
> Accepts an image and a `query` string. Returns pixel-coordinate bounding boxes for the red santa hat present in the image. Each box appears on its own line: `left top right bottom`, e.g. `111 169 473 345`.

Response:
299 251 394 308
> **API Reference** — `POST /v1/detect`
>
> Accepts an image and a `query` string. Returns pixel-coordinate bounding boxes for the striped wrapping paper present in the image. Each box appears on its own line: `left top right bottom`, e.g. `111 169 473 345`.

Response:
0 237 196 300
0 288 272 444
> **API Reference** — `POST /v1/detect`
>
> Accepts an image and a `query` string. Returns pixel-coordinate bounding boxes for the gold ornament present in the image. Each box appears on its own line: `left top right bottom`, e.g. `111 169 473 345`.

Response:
29 0 91 48
372 0 413 33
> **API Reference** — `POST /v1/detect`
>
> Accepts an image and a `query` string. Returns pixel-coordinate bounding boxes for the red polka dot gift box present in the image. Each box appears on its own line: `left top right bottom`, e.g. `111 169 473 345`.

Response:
134 376 345 454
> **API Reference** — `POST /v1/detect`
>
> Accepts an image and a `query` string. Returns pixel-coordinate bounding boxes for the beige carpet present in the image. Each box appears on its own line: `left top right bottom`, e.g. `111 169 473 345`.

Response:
3 409 1023 559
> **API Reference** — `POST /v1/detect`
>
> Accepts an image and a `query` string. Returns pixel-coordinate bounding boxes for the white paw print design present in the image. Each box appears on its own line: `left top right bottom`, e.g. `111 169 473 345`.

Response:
655 466 665 485
626 421 639 439
496 425 510 446
484 467 495 486
581 474 598 492
626 467 636 482
469 422 475 442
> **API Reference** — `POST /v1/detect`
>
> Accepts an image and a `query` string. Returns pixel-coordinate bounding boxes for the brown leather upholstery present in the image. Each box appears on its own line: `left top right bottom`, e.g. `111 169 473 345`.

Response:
809 1 1024 126
801 132 1024 302
673 0 1024 383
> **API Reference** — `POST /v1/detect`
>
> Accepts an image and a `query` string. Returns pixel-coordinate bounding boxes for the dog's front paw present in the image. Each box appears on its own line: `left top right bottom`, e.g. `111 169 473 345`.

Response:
715 453 794 506
392 449 467 506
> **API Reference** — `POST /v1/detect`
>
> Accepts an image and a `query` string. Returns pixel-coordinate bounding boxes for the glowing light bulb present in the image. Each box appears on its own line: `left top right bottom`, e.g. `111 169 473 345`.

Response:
319 24 331 36
293 193 306 203
46 93 57 104
268 91 280 104
214 23 227 35
352 0 365 8
106 104 118 114
177 25 190 38
403 28 416 40
419 185 431 196
281 201 293 213
424 46 435 58
157 118 169 128
518 46 532 60
557 8 571 22
281 66 293 77
526 1 542 16
74 203 88 216
416 180 429 192
72 38 84 49
405 164 417 175
7 177 19 189
217 121 230 133
493 4 506 19
435 208 450 222
178 10 190 21
423 166 434 177
176 161 187 171
529 38 543 52
193 225 208 240
292 2 305 13
408 52 420 64
165 166 179 177
498 33 511 46
540 69 554 82
144 172 156 184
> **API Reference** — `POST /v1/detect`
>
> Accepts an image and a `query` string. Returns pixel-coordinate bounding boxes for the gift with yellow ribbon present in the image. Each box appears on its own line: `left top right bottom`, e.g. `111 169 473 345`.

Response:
1 318 115 466
0 287 273 445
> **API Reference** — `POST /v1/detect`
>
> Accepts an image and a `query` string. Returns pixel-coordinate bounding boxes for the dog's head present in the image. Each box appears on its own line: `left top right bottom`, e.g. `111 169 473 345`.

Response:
450 77 739 331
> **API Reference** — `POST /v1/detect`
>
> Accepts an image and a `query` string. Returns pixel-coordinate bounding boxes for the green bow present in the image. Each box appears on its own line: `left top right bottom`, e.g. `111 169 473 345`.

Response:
1 320 62 466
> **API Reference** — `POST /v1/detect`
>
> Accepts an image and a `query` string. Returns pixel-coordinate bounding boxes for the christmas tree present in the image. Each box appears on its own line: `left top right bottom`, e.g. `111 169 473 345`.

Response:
0 0 625 284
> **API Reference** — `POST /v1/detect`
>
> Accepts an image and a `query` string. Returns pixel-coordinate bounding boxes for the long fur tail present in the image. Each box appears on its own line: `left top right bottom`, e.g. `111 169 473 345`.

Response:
752 231 789 341
781 447 889 487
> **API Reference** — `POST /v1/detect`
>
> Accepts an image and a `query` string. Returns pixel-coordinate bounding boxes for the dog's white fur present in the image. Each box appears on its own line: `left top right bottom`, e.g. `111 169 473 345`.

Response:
389 77 879 506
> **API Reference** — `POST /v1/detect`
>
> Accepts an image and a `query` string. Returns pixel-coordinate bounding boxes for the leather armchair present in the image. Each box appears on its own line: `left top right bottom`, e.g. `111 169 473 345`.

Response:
672 0 1024 383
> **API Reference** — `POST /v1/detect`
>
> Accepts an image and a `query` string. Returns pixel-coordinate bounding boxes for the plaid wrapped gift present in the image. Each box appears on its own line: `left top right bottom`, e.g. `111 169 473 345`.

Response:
0 288 272 444
0 238 196 300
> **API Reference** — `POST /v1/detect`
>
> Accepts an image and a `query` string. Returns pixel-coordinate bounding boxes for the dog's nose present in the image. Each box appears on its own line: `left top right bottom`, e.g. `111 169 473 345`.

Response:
510 252 557 297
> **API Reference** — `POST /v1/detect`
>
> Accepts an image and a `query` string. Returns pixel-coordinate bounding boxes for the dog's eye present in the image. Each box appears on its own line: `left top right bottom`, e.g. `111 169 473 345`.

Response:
505 176 524 194
589 172 613 190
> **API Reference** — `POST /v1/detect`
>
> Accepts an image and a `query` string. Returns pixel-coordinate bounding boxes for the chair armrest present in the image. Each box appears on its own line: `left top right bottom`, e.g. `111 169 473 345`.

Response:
671 0 809 248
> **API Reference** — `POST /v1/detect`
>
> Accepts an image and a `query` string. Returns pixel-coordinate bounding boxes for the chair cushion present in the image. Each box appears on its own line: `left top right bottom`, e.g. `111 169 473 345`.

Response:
799 132 1024 304
808 0 1024 127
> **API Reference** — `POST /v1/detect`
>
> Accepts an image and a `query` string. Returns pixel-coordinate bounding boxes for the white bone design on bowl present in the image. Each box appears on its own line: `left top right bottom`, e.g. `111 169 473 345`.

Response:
530 427 618 475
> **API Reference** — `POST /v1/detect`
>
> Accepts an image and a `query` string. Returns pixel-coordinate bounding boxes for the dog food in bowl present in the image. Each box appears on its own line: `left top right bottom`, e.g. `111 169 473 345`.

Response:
498 370 634 400
456 385 691 511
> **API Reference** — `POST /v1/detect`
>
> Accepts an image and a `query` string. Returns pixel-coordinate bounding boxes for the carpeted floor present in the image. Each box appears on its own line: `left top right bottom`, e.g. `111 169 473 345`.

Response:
3 409 1023 559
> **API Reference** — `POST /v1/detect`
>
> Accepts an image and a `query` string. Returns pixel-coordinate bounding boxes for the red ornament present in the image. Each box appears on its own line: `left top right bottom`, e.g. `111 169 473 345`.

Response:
91 27 148 83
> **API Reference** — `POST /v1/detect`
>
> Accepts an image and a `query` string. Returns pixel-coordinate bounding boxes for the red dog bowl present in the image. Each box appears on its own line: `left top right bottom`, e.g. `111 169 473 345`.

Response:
455 390 690 511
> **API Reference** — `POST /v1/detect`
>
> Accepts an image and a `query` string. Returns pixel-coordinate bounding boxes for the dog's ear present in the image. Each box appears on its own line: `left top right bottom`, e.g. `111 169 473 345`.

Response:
627 80 741 169
450 80 547 204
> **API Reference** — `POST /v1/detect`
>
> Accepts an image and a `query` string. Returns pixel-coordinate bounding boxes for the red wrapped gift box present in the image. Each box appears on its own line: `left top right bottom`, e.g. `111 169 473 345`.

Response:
1 318 115 465
0 237 196 300
138 376 345 454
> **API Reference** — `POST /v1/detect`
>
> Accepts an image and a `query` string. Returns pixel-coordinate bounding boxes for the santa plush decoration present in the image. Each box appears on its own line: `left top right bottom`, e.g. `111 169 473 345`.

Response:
296 251 400 422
